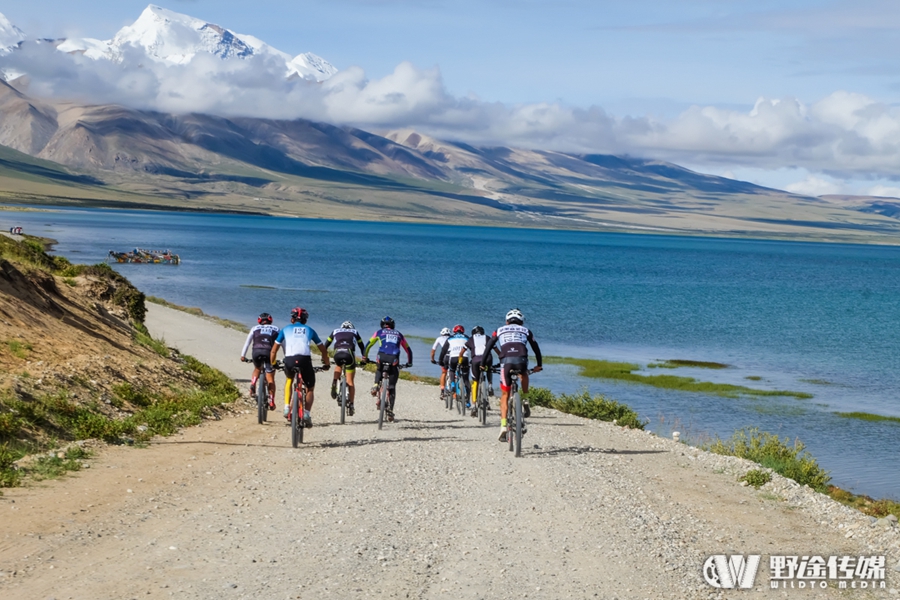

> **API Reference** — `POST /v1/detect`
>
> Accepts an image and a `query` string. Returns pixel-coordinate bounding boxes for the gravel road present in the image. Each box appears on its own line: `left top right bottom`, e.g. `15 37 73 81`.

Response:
0 304 897 599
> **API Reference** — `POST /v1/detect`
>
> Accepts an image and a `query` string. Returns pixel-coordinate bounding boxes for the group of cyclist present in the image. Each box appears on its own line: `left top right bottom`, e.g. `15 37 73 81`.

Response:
239 307 541 441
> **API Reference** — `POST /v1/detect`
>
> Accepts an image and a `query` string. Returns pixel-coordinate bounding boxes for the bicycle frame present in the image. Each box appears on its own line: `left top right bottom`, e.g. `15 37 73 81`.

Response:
492 365 536 457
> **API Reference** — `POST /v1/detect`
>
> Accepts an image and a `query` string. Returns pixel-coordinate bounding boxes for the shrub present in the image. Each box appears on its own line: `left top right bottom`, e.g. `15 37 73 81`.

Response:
522 386 646 429
740 468 772 488
0 444 22 487
112 383 155 407
705 427 831 492
522 386 555 407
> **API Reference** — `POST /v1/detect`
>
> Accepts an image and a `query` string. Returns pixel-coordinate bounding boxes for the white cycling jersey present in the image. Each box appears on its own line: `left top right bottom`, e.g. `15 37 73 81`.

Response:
432 335 449 351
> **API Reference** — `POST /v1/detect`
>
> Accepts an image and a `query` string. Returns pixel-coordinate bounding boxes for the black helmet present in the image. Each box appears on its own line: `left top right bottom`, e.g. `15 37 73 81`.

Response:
381 316 395 329
290 307 309 323
258 312 272 325
471 325 484 335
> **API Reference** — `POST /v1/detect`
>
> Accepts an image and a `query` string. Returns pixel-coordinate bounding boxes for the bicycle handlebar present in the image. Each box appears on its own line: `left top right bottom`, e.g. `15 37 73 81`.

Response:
488 365 539 375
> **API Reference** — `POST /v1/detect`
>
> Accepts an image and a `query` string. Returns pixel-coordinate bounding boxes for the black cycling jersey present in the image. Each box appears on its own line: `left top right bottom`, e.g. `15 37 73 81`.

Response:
325 328 366 354
482 324 542 366
242 324 280 356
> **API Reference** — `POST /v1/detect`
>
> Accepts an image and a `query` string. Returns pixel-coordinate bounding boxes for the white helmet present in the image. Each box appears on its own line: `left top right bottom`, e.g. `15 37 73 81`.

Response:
440 327 451 336
505 308 524 324
341 321 354 329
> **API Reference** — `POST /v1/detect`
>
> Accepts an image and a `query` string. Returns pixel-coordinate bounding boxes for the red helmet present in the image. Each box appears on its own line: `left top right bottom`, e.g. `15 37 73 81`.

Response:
452 324 465 334
290 307 309 323
258 312 272 325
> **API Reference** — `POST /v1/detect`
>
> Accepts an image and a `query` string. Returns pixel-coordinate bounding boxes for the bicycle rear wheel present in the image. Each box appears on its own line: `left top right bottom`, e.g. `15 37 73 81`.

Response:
479 382 488 425
257 379 267 424
378 383 387 430
290 387 300 448
339 377 347 425
513 390 523 457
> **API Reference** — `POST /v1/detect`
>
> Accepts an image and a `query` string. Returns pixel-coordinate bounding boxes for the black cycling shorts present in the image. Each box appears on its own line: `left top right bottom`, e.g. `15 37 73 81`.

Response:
251 351 275 374
500 356 528 391
283 354 316 389
333 349 356 370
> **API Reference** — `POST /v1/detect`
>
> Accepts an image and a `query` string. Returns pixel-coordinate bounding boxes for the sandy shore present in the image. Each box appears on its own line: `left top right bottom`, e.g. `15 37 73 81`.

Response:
0 304 897 599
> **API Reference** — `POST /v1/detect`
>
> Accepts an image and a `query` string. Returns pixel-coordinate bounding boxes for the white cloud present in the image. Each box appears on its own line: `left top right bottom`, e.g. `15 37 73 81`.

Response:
865 185 900 199
785 175 844 197
8 41 900 189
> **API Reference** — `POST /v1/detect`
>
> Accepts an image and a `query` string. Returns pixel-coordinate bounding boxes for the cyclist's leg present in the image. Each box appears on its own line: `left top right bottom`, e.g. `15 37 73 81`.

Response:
331 364 341 398
521 370 530 393
299 356 316 414
345 359 356 404
387 357 400 411
282 359 298 418
470 359 481 400
460 359 471 400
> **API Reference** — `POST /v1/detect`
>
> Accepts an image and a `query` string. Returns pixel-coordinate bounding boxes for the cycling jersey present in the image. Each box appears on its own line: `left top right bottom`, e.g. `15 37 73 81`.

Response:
274 323 322 357
241 324 280 357
365 328 413 361
432 335 449 352
325 328 366 354
464 333 489 360
483 324 542 366
439 333 470 364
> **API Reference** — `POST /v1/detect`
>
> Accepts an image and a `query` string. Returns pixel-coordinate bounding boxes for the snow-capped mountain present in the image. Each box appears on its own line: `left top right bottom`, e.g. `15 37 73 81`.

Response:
0 12 25 53
7 5 337 81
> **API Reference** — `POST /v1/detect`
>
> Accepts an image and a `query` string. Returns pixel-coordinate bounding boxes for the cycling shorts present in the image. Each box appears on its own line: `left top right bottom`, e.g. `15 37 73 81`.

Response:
449 356 470 372
377 351 400 367
284 355 316 389
500 357 528 392
251 351 275 374
333 349 356 371
441 353 450 372
471 353 493 379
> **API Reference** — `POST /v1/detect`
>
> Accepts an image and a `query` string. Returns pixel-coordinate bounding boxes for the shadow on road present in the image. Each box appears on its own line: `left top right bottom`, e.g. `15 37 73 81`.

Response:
528 446 668 458
312 436 474 449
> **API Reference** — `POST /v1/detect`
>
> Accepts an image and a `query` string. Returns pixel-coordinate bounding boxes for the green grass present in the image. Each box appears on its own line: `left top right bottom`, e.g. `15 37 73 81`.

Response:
740 468 772 489
545 356 812 399
745 375 763 381
648 359 729 369
800 378 833 385
239 284 276 289
5 340 33 359
828 486 900 520
835 411 900 424
146 296 249 333
133 322 169 357
523 386 647 430
704 427 831 492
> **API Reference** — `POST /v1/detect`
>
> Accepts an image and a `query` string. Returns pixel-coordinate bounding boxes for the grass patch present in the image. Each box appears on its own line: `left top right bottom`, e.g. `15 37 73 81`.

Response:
523 386 647 430
649 359 729 369
545 356 812 399
5 339 33 359
30 446 90 481
827 486 900 519
744 375 763 381
146 296 249 333
835 411 900 424
800 378 833 385
704 427 830 492
133 322 169 357
740 468 772 489
239 284 276 289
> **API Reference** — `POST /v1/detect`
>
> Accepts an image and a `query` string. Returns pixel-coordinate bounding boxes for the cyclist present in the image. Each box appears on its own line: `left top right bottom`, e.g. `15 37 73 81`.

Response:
363 316 413 421
325 320 366 417
270 307 330 427
464 325 498 415
481 309 542 442
239 312 279 410
430 327 452 399
439 325 471 411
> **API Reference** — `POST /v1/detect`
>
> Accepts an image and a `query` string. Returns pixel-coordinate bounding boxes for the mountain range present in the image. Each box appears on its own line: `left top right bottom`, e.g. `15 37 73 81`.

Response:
0 6 898 243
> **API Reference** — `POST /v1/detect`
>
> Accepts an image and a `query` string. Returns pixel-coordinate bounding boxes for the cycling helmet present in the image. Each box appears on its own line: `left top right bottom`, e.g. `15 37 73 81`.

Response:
471 325 484 335
381 316 395 329
258 312 272 325
341 320 354 330
505 308 524 324
440 327 451 337
452 324 465 334
290 307 309 323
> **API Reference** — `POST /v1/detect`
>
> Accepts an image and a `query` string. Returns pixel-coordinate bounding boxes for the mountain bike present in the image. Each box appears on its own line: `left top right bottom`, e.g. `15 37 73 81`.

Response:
492 365 536 457
371 361 410 430
241 357 280 425
335 359 358 425
283 364 328 447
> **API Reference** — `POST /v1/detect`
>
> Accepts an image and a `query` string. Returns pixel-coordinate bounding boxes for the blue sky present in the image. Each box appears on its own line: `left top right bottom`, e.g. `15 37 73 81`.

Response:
4 0 900 195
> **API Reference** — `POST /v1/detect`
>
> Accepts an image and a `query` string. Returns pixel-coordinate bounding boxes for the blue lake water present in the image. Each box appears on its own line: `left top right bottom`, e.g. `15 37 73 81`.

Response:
5 206 899 499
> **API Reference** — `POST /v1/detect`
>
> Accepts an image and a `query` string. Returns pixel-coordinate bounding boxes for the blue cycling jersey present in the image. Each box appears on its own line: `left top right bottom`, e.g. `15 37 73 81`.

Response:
274 323 322 357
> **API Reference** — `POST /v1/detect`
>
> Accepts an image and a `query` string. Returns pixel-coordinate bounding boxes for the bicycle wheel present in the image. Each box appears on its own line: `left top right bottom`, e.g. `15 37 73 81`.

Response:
291 387 300 448
339 377 347 425
378 382 388 430
298 385 305 444
257 378 267 425
513 389 523 457
479 381 488 425
507 388 515 452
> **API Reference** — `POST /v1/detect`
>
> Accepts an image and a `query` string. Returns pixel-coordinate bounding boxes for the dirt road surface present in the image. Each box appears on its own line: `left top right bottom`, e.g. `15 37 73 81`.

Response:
0 304 895 599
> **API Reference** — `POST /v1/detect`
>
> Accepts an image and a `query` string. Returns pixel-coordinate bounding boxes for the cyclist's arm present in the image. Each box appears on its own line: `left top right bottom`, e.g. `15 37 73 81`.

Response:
355 333 366 355
482 334 498 361
323 333 334 350
269 342 281 364
400 335 413 364
240 330 253 359
528 333 542 368
364 335 379 361
438 340 449 364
